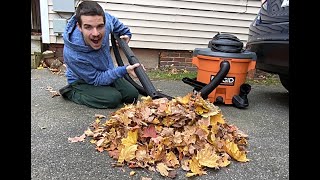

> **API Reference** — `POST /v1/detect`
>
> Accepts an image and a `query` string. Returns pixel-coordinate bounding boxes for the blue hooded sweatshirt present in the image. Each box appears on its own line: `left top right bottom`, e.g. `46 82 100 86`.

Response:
63 12 132 86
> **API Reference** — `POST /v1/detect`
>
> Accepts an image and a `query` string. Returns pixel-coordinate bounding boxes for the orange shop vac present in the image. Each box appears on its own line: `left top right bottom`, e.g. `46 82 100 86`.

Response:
183 33 257 108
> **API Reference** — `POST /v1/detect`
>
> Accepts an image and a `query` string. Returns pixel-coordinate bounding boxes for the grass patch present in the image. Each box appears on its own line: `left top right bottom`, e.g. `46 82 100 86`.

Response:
246 71 280 85
146 67 280 86
146 68 197 81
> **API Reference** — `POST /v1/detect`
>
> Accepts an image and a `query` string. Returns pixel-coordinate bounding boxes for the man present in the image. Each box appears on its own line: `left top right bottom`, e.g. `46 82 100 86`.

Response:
59 1 141 109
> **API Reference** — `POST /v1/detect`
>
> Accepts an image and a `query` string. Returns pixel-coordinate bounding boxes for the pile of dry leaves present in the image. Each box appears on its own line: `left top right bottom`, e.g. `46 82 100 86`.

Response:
69 93 249 178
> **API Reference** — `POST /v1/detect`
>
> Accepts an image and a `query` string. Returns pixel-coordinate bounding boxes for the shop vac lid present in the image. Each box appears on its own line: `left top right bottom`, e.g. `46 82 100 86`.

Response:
208 33 244 53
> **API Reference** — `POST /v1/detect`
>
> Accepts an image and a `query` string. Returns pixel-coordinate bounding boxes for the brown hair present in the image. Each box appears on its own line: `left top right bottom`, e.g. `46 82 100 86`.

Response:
75 1 105 26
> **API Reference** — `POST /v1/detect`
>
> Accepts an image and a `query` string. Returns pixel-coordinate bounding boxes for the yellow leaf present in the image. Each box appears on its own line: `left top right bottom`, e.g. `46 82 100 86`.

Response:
104 119 118 126
151 118 160 124
155 125 162 132
237 137 248 146
141 96 152 102
121 114 132 126
162 137 173 147
210 112 225 125
224 139 249 162
207 132 216 145
165 104 172 114
201 108 219 118
218 154 231 167
129 171 135 176
188 157 206 176
118 145 138 163
186 172 198 177
199 124 209 135
166 151 180 167
108 128 117 139
196 100 220 118
195 106 207 115
176 93 191 104
95 118 100 124
121 130 138 147
162 117 175 127
84 128 94 137
197 144 219 168
210 122 220 135
156 163 174 177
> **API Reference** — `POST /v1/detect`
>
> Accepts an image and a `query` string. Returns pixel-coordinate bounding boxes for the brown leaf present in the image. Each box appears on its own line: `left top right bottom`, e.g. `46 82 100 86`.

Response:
96 146 104 153
181 158 190 171
135 149 148 161
142 125 157 138
95 114 106 119
141 177 152 180
160 127 174 136
84 128 94 137
165 151 180 168
167 170 177 178
108 149 119 159
50 91 60 98
68 133 86 143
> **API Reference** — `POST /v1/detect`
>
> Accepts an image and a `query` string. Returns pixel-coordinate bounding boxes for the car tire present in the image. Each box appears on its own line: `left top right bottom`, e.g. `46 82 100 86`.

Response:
279 75 289 92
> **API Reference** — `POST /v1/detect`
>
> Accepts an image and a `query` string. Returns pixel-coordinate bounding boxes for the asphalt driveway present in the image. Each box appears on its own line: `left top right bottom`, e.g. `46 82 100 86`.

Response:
31 68 289 180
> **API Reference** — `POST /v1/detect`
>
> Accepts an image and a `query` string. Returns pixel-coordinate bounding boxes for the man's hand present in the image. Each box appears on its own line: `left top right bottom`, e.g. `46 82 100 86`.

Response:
119 35 130 44
126 63 145 78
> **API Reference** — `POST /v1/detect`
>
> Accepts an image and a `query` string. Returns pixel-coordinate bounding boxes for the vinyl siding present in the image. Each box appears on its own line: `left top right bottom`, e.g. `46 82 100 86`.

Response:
46 0 261 50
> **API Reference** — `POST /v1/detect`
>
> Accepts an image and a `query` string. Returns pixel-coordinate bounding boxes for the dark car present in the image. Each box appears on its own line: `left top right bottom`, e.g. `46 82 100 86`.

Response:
245 0 289 91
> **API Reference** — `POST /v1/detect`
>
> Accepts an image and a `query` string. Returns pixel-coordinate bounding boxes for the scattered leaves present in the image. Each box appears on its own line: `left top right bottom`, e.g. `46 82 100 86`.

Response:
45 86 61 98
141 177 152 180
68 133 86 143
129 171 135 176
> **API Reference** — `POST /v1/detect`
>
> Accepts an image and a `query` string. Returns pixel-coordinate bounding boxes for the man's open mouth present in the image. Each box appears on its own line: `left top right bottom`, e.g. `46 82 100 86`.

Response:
92 39 99 44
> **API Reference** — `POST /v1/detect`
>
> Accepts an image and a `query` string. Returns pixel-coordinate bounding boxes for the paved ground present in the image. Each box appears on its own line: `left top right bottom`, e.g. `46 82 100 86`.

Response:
31 68 289 180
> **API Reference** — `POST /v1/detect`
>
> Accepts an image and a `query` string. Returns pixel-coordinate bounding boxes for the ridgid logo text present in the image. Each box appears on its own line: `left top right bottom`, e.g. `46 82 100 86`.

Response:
210 75 235 86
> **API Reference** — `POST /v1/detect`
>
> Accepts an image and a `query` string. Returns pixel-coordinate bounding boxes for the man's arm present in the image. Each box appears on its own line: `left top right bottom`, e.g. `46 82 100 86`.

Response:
66 56 128 86
108 13 132 39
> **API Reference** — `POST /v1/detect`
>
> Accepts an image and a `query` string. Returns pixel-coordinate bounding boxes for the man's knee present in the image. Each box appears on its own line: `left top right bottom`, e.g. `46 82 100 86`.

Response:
124 88 139 103
78 91 123 109
107 95 123 108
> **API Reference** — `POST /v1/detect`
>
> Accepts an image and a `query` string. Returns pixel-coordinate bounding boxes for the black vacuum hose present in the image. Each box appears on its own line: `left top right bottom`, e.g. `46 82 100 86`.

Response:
111 33 173 100
208 33 243 53
199 60 230 99
111 34 148 96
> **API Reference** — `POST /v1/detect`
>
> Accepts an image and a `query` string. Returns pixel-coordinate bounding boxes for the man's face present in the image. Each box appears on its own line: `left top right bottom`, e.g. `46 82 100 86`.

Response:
77 15 105 50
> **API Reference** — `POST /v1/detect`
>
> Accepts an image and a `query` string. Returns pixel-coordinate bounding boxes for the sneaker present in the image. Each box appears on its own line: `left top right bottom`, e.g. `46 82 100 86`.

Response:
59 84 72 98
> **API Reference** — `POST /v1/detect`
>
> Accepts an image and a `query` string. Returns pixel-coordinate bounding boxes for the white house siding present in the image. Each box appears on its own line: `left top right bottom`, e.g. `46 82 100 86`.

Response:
46 0 261 50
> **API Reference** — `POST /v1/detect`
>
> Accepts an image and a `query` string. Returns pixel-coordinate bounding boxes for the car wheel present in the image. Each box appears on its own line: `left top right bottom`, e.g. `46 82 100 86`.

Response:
279 75 289 92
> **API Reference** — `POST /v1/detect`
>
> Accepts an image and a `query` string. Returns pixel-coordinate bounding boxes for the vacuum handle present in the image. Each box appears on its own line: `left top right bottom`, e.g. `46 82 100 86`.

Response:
113 34 163 99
